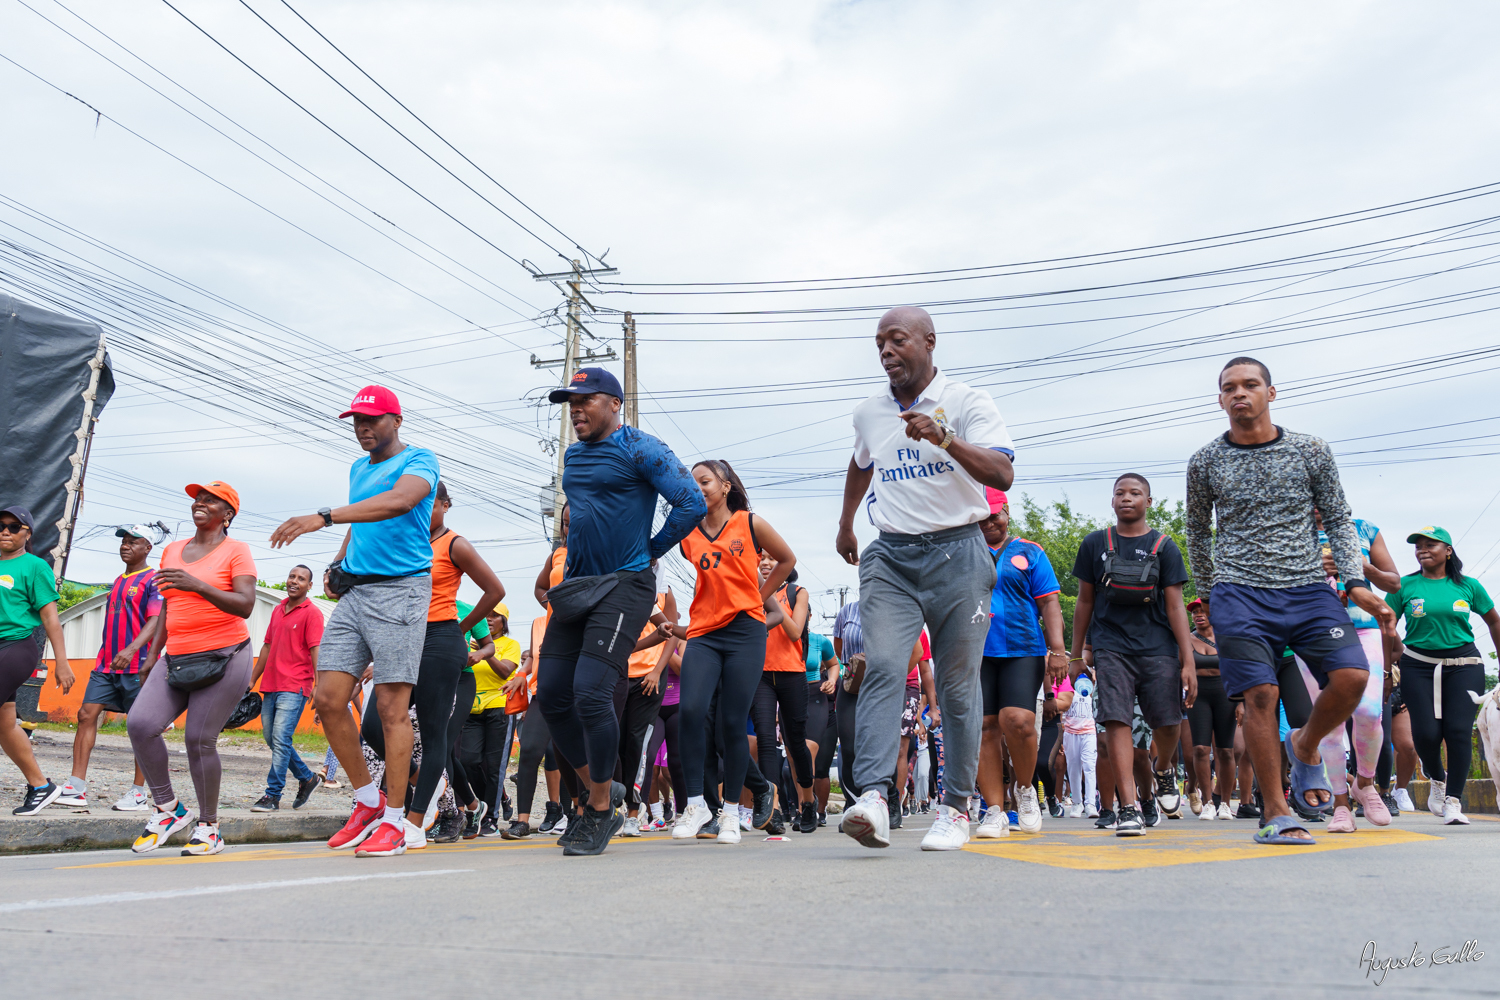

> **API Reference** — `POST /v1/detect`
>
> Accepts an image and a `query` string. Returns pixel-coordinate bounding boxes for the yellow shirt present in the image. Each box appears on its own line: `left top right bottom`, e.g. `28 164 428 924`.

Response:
472 635 522 713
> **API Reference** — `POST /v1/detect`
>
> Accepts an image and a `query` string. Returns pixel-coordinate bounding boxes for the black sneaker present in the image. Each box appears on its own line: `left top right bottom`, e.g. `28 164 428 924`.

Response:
564 804 623 856
1141 796 1160 827
697 816 720 839
765 808 786 836
557 810 584 848
13 780 62 816
292 776 320 810
501 793 515 822
1381 791 1401 817
1094 808 1117 830
249 794 279 813
479 817 500 838
752 786 775 830
539 801 563 833
1235 802 1261 820
1047 796 1064 818
500 818 530 840
817 810 827 828
463 801 488 839
1115 804 1144 836
432 809 464 843
888 795 903 830
800 801 817 833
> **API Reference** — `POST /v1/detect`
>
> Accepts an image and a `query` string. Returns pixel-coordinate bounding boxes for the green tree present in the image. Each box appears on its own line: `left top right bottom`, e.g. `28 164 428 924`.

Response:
57 580 105 611
1011 495 1103 643
1145 498 1196 602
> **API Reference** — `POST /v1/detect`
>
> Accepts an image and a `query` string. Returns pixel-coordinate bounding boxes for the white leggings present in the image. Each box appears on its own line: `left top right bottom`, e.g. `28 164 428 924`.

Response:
1063 730 1097 808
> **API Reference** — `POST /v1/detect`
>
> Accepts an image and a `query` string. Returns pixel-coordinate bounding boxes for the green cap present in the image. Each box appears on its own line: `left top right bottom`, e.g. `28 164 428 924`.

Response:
1406 525 1453 546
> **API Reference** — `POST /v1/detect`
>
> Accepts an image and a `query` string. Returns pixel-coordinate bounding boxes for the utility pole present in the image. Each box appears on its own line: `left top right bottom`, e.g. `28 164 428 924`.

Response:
622 311 638 428
532 259 619 545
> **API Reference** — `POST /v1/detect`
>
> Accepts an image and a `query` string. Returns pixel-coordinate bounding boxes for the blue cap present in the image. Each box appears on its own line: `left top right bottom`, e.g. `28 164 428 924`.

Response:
548 366 623 403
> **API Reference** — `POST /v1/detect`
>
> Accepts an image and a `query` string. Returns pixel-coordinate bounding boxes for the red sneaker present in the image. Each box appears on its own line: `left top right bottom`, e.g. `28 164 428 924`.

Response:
328 793 387 850
354 821 407 858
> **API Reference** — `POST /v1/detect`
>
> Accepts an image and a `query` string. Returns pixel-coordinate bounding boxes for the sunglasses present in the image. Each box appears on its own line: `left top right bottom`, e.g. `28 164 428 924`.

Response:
0 522 27 534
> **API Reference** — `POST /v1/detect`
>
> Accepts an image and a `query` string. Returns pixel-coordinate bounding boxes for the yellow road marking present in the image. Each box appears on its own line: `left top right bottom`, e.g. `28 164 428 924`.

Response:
964 824 1439 870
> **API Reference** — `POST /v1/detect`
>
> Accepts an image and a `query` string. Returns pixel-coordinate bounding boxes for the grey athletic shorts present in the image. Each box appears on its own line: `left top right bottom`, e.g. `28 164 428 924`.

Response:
318 575 430 686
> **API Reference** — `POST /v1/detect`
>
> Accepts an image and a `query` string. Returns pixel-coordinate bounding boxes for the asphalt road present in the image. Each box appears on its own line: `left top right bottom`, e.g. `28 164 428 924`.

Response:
1 809 1495 999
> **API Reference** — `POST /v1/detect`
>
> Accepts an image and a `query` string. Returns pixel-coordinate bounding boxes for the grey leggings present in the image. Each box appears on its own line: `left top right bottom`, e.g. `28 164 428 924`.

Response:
127 643 254 824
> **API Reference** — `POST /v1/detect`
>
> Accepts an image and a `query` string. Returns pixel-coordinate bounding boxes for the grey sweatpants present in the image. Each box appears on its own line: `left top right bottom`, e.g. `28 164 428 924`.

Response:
855 522 995 811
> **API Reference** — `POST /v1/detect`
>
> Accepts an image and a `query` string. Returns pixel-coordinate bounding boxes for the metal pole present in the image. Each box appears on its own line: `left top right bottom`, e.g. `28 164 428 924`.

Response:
550 261 582 545
622 311 638 428
51 332 107 583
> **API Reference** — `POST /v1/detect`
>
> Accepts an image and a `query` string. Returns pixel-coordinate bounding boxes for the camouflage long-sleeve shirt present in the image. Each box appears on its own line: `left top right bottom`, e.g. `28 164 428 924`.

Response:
1185 426 1363 594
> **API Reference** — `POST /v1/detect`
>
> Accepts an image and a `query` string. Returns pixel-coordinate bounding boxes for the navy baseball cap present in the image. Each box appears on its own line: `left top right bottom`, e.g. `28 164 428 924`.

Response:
548 367 624 403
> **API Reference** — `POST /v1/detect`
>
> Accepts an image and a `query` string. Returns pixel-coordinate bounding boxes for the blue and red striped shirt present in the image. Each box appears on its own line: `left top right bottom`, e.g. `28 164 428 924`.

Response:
96 568 162 674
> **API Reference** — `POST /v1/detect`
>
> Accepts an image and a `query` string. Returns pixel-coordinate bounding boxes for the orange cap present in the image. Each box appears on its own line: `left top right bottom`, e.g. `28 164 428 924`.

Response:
184 480 240 513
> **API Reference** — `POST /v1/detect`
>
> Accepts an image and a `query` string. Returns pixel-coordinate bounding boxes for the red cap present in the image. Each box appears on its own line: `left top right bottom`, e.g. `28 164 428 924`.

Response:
340 385 401 419
986 487 1008 515
185 480 241 513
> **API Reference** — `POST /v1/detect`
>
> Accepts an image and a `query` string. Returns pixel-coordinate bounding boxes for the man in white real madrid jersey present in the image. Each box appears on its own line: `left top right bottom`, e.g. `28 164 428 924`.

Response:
835 306 1015 851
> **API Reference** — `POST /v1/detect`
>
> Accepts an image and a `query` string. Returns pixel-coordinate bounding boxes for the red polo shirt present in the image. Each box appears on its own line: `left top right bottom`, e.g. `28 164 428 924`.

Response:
259 597 325 697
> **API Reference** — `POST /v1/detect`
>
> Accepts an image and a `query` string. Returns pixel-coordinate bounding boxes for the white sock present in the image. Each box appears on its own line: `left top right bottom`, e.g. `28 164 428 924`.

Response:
68 776 86 791
383 805 404 827
353 782 380 809
650 802 664 821
132 784 145 794
688 795 706 810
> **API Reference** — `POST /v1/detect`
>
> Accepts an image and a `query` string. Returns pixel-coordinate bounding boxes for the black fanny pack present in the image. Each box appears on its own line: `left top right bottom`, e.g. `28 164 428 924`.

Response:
546 572 623 623
165 639 249 692
325 559 405 597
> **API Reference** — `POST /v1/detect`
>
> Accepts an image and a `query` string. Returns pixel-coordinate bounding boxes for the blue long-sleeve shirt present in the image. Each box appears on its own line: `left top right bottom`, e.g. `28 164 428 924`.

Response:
560 424 706 579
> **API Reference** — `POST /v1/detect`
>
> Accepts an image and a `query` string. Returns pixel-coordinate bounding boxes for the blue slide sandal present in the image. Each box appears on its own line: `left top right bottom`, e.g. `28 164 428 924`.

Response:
1254 813 1316 845
1284 728 1333 819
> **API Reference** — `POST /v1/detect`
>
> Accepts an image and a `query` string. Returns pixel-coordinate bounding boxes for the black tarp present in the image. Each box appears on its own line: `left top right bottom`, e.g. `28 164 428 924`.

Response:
0 293 115 571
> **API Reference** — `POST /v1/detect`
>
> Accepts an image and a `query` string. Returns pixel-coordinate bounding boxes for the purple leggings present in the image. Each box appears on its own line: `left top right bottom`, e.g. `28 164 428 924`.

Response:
127 644 254 823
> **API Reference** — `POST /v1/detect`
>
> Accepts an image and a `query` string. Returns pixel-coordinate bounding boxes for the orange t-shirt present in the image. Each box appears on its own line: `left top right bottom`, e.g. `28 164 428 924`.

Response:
159 537 256 655
427 530 462 622
764 583 805 672
528 617 546 696
680 510 765 638
542 547 566 627
626 593 669 679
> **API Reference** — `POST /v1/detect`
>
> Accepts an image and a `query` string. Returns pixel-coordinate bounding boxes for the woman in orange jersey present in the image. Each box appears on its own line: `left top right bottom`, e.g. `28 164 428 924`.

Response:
756 558 819 833
359 481 505 849
670 460 796 844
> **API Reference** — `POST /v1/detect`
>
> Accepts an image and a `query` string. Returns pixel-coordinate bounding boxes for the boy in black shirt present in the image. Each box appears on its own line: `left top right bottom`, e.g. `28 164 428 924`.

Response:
1070 474 1197 836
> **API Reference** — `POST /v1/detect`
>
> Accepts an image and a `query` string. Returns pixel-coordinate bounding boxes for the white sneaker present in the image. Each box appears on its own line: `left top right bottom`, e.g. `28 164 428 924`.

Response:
671 802 713 840
840 789 890 849
55 777 88 807
1016 786 1043 834
920 805 971 851
1199 799 1218 820
1393 787 1416 813
403 818 428 850
974 806 1010 839
621 815 642 837
1068 803 1084 819
422 774 448 831
738 805 753 831
1427 779 1446 817
1086 804 1100 819
1442 796 1469 825
716 808 741 844
551 813 568 837
112 787 151 812
1217 802 1233 821
180 822 224 856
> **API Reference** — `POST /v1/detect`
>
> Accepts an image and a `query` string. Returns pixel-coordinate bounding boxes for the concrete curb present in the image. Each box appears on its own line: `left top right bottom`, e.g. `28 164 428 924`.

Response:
0 808 347 855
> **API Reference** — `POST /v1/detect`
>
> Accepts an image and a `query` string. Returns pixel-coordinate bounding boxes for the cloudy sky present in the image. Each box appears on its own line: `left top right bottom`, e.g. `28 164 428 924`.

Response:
5 1 1500 653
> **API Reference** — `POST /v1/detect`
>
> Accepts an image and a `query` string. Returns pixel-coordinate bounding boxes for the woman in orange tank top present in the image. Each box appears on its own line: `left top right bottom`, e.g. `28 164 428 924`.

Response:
753 557 819 831
670 460 796 844
363 481 505 841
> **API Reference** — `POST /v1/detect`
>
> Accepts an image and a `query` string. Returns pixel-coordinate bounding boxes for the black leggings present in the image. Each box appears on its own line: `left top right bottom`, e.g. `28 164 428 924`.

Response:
1399 654 1483 801
362 620 466 815
752 671 814 789
679 613 766 802
806 684 830 749
1037 721 1059 799
656 702 687 811
836 682 860 803
814 697 837 780
461 706 509 815
1375 692 1395 789
515 707 576 816
1187 673 1235 749
0 635 38 706
618 678 665 808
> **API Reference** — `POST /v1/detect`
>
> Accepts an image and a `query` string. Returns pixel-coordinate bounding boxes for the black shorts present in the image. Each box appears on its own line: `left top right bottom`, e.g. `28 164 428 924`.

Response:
1095 649 1182 730
806 684 830 745
540 568 658 674
0 636 39 706
980 655 1045 715
1186 673 1234 749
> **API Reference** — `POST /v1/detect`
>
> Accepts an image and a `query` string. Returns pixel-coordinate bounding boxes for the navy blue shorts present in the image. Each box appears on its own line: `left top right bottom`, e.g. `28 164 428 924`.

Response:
1208 582 1367 698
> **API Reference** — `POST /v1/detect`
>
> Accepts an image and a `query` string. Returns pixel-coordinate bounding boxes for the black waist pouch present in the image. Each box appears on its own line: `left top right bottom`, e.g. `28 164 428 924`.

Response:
546 573 622 623
165 639 249 692
325 559 405 597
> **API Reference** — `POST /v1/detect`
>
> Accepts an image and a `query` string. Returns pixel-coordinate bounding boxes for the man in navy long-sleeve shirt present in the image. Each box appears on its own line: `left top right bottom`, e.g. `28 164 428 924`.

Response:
536 367 706 856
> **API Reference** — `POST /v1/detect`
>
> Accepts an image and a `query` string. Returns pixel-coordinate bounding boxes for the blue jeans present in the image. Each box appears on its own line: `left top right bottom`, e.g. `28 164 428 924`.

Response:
261 691 314 798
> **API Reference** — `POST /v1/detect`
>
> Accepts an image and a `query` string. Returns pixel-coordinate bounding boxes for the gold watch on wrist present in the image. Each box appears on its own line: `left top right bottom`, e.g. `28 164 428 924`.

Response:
937 423 956 450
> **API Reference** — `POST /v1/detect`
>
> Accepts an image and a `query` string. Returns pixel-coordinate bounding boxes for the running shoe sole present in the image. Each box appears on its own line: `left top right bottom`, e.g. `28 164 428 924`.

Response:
182 836 225 856
54 794 89 808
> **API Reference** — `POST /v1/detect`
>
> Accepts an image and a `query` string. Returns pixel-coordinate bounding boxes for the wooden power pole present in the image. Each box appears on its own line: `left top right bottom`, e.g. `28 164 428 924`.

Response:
622 312 638 428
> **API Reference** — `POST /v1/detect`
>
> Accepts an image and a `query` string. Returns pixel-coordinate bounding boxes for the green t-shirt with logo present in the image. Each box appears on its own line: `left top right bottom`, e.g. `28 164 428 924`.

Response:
0 552 60 641
455 599 492 674
1385 573 1494 651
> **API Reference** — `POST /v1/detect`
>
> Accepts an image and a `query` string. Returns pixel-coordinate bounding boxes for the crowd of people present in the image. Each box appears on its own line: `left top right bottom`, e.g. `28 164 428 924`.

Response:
2 306 1496 858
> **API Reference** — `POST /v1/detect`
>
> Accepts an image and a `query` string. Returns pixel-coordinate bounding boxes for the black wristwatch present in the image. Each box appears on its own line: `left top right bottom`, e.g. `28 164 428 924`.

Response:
318 507 334 527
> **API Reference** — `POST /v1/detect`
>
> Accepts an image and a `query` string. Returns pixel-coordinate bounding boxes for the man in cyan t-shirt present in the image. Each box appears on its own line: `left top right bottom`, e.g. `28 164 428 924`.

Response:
270 385 439 857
